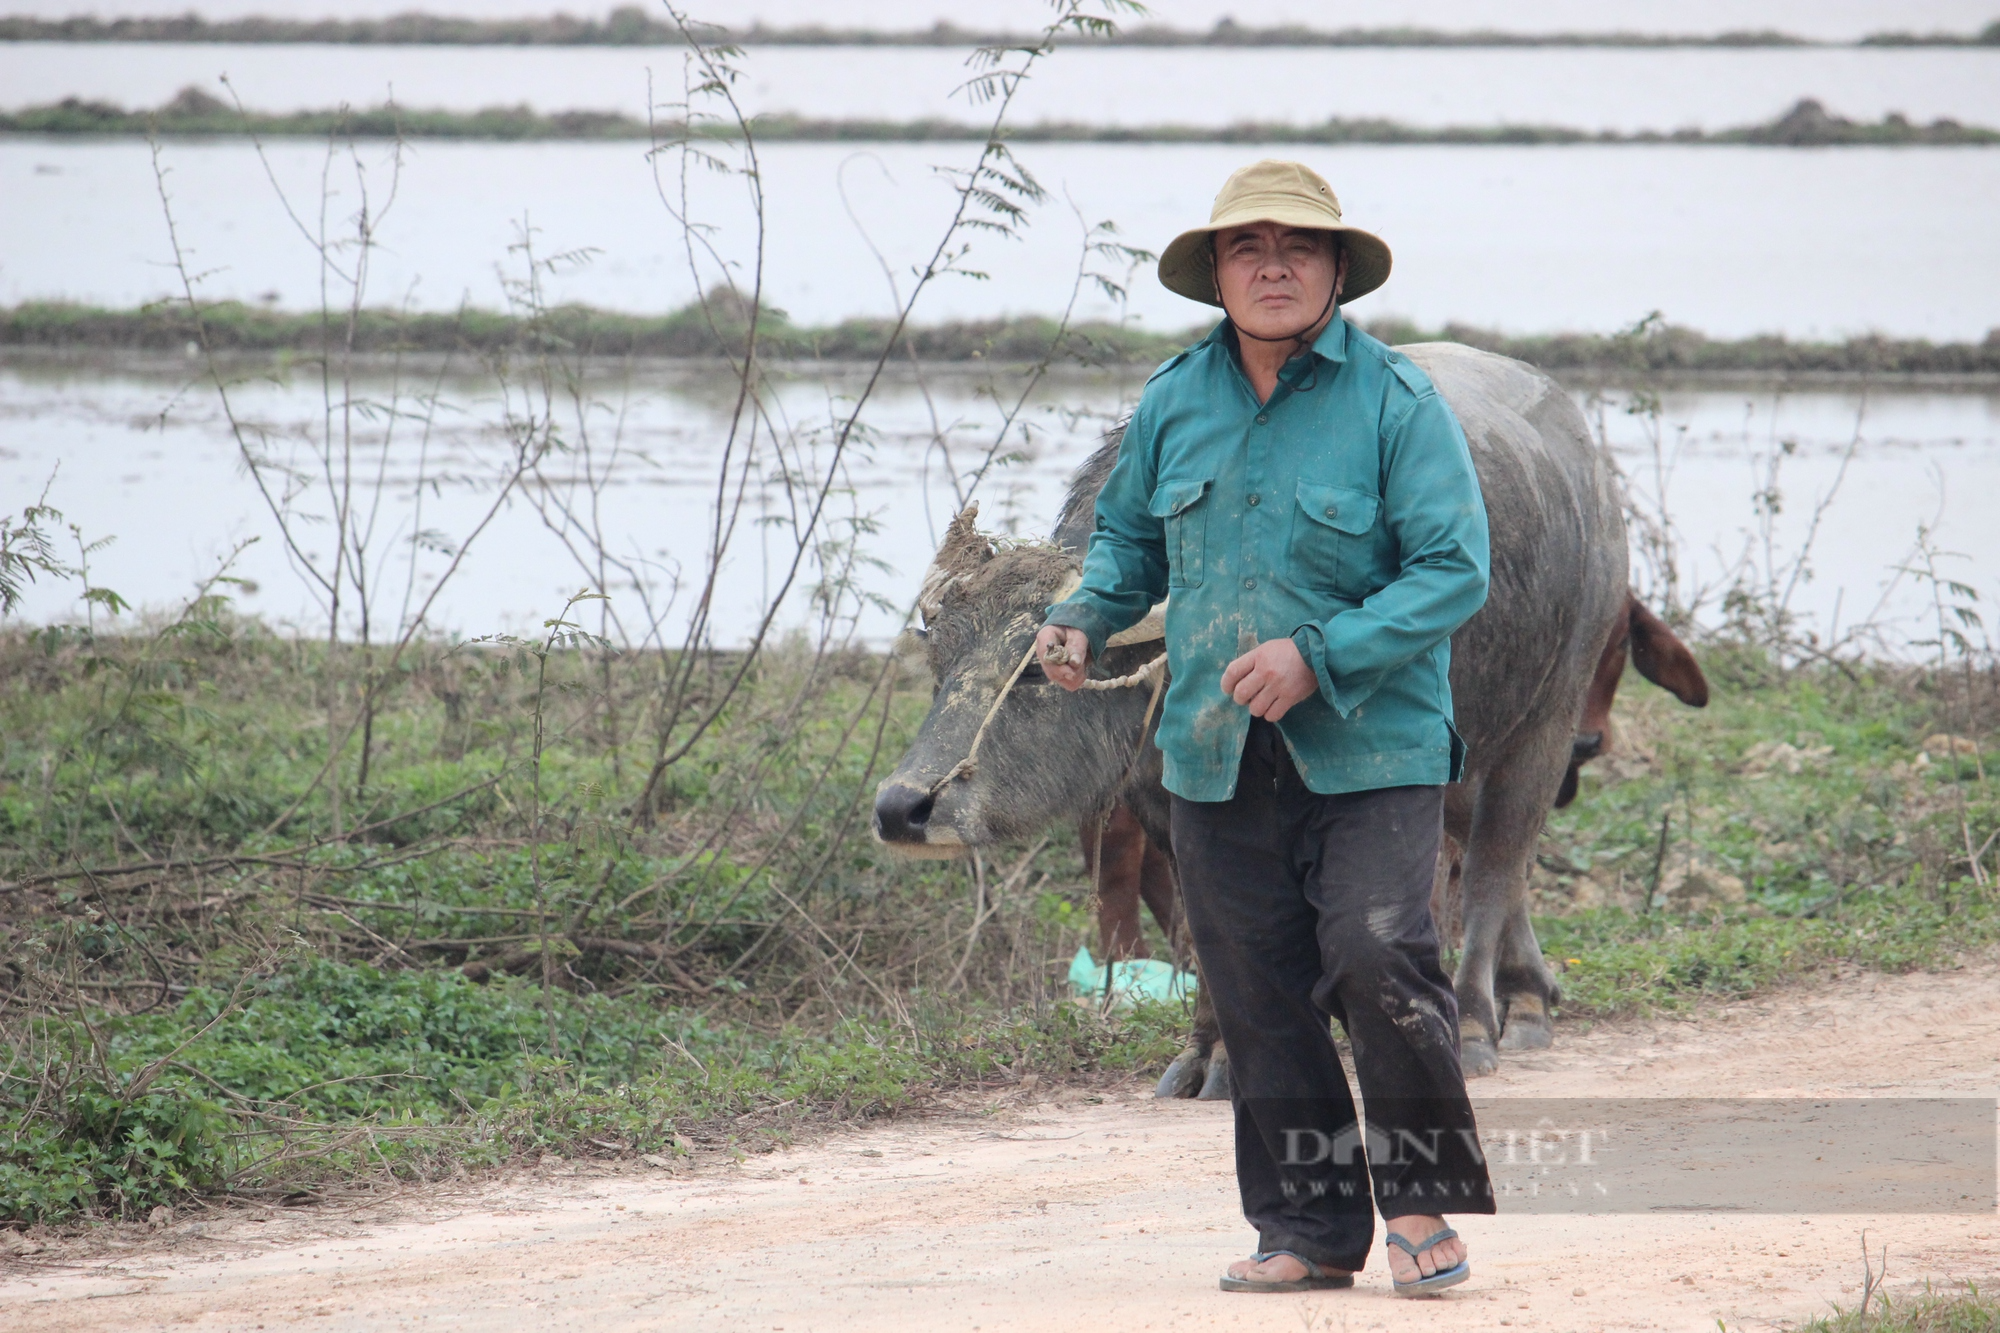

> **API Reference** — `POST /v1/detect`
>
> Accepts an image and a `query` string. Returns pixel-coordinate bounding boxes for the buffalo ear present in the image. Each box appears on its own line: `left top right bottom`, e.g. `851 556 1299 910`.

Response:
892 626 933 682
1627 601 1709 707
917 503 995 621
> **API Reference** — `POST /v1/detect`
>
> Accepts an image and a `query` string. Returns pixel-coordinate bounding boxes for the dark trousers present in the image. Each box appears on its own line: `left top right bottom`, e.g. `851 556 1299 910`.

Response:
1171 719 1495 1272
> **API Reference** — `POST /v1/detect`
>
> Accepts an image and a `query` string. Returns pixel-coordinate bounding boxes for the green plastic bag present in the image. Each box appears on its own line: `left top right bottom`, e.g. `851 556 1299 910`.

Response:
1067 946 1197 1006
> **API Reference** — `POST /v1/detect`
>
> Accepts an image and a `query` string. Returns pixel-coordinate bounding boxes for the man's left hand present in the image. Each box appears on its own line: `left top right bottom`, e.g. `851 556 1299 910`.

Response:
1221 636 1319 721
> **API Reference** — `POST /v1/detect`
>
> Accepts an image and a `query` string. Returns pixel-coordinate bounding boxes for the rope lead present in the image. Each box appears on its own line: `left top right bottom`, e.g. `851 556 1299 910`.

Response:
928 641 1168 798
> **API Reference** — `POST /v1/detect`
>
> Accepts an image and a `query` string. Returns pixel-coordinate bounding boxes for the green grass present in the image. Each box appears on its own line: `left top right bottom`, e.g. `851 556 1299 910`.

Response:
1 612 1993 1223
1532 645 1997 1017
0 617 1191 1220
2 957 1188 1222
1541 884 2000 1017
1800 1282 2000 1332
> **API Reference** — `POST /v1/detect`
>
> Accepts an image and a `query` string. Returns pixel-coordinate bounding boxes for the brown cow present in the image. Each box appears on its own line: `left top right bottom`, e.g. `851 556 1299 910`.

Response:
1557 593 1709 807
1078 804 1180 962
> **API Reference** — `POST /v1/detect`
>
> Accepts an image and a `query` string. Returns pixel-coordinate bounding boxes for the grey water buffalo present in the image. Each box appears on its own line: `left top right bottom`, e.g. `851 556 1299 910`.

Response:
874 343 1705 1083
1087 588 1708 983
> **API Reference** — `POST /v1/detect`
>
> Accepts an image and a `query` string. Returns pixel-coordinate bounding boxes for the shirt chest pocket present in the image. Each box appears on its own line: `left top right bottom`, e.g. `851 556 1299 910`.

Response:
1148 477 1213 589
1286 481 1382 599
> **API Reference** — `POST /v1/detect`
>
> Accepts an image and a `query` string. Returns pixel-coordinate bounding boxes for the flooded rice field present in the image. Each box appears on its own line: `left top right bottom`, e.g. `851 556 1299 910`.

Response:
6 5 1995 649
5 139 1997 339
3 357 1994 649
4 41 1999 133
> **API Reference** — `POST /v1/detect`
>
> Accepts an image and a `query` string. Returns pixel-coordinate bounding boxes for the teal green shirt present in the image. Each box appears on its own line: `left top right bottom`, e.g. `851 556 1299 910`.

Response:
1045 315 1490 801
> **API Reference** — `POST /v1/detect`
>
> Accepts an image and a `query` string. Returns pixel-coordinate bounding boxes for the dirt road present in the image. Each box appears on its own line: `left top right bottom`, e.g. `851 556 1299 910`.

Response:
5 963 1998 1332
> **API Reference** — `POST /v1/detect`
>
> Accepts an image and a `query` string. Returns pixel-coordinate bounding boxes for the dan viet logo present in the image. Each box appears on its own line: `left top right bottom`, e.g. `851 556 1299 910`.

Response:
1269 1102 1996 1213
1282 1122 1608 1168
1281 1123 1491 1166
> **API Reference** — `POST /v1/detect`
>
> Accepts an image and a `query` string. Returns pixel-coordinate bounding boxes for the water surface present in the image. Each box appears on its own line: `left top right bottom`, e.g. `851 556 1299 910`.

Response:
6 139 1995 339
5 358 1993 654
6 43 1998 132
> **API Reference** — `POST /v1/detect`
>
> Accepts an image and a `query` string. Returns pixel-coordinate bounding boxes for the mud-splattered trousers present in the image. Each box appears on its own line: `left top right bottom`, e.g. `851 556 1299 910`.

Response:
1172 718 1495 1273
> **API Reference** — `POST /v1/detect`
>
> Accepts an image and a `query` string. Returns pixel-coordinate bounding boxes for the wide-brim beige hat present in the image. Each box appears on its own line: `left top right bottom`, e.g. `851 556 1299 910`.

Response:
1159 159 1392 307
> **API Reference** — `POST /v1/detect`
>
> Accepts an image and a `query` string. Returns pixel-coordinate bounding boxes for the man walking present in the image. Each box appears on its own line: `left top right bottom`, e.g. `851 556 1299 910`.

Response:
1035 160 1495 1295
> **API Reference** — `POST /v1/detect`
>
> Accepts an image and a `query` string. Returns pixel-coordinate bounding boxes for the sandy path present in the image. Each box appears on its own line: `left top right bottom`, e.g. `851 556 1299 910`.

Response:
4 963 1998 1333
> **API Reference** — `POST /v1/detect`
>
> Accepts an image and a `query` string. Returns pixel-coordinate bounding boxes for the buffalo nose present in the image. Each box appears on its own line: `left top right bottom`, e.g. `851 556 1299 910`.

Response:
873 782 936 844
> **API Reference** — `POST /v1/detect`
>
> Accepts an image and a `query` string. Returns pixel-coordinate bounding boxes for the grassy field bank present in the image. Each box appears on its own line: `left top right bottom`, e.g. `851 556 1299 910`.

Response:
4 13 1997 47
9 91 1997 146
0 614 1194 1222
7 299 1999 377
0 598 1993 1225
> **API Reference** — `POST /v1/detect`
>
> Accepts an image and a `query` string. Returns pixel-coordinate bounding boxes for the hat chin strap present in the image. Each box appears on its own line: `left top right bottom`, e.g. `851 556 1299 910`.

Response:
1213 268 1339 349
1231 283 1338 345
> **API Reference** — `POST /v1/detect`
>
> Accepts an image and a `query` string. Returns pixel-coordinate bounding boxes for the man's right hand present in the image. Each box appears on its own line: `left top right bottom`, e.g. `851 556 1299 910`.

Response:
1034 624 1091 692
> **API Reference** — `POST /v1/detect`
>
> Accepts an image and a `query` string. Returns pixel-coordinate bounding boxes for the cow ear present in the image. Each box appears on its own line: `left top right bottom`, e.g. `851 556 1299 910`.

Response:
1628 601 1709 707
917 503 994 621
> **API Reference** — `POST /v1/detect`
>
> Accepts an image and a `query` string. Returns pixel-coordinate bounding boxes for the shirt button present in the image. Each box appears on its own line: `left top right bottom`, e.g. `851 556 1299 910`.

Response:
1243 578 1257 590
1324 506 1337 518
1247 493 1260 506
1255 414 1269 425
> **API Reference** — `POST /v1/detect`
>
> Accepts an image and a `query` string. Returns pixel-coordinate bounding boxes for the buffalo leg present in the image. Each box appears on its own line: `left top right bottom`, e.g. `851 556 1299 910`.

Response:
1429 830 1466 951
1495 903 1560 1052
1453 725 1568 1076
1080 806 1150 960
1136 835 1183 958
1113 792 1228 1100
1153 950 1231 1100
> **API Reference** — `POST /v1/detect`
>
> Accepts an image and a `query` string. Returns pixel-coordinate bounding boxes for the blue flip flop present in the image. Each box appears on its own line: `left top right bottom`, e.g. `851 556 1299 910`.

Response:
1218 1249 1356 1293
1386 1227 1470 1297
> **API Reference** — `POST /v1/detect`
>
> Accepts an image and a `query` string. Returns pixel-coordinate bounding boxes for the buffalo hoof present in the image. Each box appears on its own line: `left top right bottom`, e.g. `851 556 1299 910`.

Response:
1460 1036 1500 1078
1154 1047 1207 1099
1499 1012 1554 1051
1196 1047 1233 1101
1499 993 1555 1051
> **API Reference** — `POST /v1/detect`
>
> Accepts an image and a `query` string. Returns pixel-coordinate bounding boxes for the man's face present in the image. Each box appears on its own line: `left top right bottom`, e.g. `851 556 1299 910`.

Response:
1212 222 1345 342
